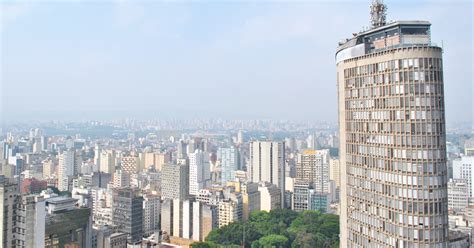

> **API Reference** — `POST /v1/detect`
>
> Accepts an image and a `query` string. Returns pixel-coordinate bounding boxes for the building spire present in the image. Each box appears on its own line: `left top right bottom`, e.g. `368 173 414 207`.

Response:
370 0 387 28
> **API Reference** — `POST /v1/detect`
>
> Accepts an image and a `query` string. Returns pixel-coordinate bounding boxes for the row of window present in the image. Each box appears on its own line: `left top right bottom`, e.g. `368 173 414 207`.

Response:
345 83 444 99
344 58 443 78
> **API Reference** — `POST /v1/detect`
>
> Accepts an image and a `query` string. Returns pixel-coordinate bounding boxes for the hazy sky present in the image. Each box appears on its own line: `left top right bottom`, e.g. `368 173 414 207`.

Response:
1 0 472 123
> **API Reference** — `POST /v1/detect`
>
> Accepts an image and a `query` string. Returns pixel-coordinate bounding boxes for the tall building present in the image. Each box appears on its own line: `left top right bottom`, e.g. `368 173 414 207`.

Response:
160 199 217 241
188 150 210 196
121 153 140 174
218 146 238 184
453 156 474 197
249 141 285 207
15 195 46 248
44 196 92 248
100 149 116 174
161 163 189 200
227 181 261 221
336 1 448 246
447 179 469 212
329 158 341 188
57 150 75 191
112 187 144 244
143 193 161 236
0 177 19 248
296 149 330 193
258 182 281 211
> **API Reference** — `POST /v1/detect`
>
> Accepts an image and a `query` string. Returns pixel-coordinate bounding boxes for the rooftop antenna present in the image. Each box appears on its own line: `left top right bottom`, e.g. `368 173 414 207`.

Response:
370 0 387 28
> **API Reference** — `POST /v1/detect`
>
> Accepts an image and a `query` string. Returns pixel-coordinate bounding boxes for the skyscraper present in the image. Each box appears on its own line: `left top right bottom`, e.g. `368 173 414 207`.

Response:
189 150 210 196
296 149 330 193
112 187 144 244
249 141 285 207
57 150 75 191
218 146 238 184
336 1 448 246
161 163 189 200
0 177 18 248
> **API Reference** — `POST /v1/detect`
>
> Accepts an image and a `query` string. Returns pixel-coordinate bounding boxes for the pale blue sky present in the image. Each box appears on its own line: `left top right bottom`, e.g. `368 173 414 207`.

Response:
1 0 472 123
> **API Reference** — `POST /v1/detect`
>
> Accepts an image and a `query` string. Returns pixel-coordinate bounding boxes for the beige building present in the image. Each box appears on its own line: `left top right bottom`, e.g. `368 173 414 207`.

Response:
100 150 116 174
227 181 260 221
258 182 281 211
296 149 330 193
43 158 56 179
329 158 340 188
120 153 140 174
337 2 448 247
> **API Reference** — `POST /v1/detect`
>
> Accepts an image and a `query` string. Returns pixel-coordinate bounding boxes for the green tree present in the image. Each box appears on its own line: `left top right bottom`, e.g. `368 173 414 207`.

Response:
253 234 288 248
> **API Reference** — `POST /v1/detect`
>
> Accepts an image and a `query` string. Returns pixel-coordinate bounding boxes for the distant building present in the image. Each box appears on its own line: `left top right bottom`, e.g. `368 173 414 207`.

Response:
44 196 92 248
143 193 161 236
227 181 260 221
218 147 238 184
258 182 281 211
189 150 210 196
121 153 140 174
160 199 217 242
112 187 143 244
296 149 330 193
329 158 340 188
161 163 189 200
249 141 285 207
57 150 75 191
112 170 130 188
453 156 474 198
448 179 469 212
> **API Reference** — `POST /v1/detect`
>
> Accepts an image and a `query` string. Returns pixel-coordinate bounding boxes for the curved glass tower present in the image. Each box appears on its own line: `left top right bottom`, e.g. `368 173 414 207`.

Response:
336 2 449 247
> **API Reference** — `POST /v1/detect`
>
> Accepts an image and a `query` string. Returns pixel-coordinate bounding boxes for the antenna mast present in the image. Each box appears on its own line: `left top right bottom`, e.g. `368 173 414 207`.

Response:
370 0 387 28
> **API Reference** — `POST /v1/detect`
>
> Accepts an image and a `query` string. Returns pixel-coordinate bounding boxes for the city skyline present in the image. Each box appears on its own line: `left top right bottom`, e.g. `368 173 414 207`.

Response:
1 0 472 124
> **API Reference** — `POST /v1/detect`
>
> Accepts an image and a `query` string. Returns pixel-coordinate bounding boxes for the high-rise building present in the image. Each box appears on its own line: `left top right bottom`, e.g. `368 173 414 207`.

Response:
100 149 116 174
227 181 260 221
218 146 238 184
112 169 130 188
453 156 474 198
57 150 75 191
44 196 92 248
121 153 140 174
15 195 46 248
143 192 161 236
249 141 285 207
161 163 189 200
0 177 19 248
258 182 281 211
336 1 448 246
188 150 210 196
329 158 340 188
447 179 469 212
296 149 330 193
112 187 144 244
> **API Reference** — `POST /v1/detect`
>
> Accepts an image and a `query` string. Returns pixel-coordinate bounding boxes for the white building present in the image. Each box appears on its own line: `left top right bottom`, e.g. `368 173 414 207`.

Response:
453 156 474 198
58 150 75 191
448 179 469 212
189 150 210 196
249 141 285 207
258 182 281 211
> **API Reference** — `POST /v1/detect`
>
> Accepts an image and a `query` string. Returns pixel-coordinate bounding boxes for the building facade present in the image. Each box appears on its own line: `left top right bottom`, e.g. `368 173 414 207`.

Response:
112 187 144 244
337 2 448 246
249 141 285 207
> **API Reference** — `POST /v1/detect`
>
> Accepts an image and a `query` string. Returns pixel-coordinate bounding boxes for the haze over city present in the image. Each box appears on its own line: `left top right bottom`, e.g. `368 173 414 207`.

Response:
1 0 472 124
1 1 474 248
